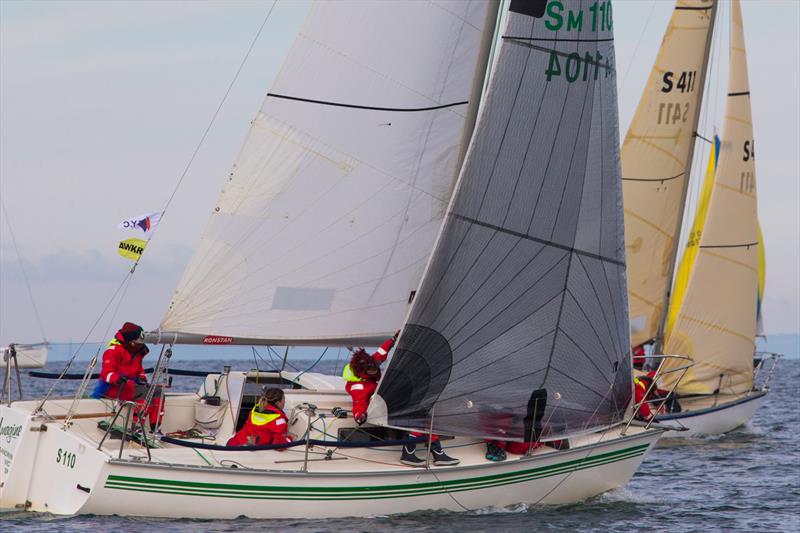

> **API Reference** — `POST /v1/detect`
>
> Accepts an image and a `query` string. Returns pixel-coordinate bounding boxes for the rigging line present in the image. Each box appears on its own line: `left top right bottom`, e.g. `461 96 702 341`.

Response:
621 172 684 183
34 270 134 414
453 215 625 267
0 197 47 341
266 93 468 113
695 132 713 144
137 0 279 256
618 0 657 94
530 383 621 507
291 347 328 384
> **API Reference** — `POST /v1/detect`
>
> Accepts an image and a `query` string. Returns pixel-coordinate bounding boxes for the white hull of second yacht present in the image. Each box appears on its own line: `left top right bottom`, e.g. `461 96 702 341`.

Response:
655 390 766 438
3 344 48 369
1 392 663 519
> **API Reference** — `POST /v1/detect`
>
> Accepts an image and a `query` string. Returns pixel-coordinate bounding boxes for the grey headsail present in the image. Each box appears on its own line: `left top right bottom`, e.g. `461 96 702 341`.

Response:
373 0 631 441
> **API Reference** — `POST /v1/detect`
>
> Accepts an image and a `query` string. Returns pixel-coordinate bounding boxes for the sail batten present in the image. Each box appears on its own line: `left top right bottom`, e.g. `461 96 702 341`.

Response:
374 0 631 441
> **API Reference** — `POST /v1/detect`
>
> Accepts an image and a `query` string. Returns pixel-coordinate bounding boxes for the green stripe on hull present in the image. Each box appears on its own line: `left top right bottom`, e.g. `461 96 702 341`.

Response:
104 443 649 501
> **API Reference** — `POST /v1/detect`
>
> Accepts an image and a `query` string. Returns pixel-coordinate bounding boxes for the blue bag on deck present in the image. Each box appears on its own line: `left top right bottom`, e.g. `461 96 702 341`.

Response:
91 379 110 399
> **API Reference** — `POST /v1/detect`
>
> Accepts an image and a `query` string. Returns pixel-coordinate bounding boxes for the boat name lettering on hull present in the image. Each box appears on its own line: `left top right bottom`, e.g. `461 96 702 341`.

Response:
0 417 23 443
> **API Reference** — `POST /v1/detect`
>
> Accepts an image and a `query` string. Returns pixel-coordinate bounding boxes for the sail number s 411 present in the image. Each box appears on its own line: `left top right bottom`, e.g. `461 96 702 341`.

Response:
662 71 698 93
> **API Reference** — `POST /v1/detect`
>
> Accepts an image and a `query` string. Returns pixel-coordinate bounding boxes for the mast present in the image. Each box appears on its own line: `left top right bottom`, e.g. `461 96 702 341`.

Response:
654 0 718 354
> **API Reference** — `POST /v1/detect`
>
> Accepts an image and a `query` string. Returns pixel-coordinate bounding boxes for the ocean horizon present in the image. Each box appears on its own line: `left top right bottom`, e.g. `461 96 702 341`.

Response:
29 332 800 362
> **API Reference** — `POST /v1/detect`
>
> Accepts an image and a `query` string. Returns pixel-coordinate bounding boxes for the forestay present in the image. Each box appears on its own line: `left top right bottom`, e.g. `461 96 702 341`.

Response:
160 1 497 345
622 0 716 348
661 0 759 395
374 0 631 441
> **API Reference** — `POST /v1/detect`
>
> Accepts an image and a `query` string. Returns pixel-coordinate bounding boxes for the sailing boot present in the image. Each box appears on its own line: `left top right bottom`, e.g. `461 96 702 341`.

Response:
400 443 426 467
485 442 507 462
431 441 460 466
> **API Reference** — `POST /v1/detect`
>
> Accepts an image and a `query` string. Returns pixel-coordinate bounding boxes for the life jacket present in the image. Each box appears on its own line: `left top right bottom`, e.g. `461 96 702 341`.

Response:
249 405 282 426
343 350 381 382
227 404 290 447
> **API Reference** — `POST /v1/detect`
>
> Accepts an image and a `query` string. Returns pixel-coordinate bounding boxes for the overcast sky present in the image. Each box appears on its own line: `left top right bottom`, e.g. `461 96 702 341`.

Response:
1 0 798 346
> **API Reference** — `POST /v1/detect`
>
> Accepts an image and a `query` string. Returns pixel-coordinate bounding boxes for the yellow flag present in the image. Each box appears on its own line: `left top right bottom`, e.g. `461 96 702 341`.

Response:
118 238 147 261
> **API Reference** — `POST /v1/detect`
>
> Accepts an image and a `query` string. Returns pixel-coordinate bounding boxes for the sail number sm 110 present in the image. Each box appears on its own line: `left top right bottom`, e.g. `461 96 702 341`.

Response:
545 0 613 32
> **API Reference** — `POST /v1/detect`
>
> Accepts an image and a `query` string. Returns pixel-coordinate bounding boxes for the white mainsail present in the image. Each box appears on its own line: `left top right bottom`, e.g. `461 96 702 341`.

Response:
661 0 759 395
375 0 631 440
160 1 498 345
622 0 716 348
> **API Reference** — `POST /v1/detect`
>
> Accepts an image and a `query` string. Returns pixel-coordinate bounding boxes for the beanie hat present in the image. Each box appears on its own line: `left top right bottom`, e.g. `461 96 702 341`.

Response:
119 322 144 342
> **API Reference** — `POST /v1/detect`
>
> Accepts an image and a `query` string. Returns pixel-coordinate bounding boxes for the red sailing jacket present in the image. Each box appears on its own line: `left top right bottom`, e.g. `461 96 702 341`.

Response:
227 404 291 448
634 377 666 420
98 332 148 401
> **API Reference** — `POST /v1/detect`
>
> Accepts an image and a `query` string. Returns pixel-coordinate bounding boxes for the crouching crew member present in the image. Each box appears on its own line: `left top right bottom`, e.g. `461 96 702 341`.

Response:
342 332 398 425
93 322 163 428
227 388 292 448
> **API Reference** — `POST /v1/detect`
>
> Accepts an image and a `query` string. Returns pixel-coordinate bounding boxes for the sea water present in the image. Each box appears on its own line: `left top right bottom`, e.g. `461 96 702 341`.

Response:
2 356 798 532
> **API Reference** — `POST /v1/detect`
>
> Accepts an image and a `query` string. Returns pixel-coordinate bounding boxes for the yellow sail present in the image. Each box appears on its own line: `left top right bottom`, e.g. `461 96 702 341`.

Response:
622 0 717 348
665 136 720 340
662 0 759 395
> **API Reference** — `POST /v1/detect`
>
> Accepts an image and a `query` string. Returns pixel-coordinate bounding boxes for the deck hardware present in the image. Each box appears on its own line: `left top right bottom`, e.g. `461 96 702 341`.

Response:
77 484 91 493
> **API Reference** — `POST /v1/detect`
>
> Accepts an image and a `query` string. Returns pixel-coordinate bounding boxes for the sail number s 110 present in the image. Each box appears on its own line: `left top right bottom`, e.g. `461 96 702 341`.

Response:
56 447 76 469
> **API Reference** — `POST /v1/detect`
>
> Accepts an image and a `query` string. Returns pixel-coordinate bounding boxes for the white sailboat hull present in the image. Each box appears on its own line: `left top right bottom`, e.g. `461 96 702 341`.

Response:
3 344 48 369
655 390 766 438
1 391 662 518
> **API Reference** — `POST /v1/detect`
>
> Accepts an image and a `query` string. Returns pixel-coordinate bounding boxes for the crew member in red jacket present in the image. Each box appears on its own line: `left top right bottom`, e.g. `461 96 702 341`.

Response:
94 322 163 427
227 388 292 448
342 332 398 425
634 374 664 420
